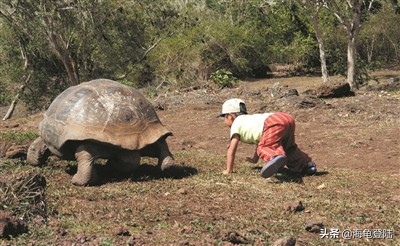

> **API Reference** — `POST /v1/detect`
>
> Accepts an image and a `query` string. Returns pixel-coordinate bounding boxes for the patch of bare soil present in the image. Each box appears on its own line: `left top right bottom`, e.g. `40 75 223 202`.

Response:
2 73 398 176
155 76 399 176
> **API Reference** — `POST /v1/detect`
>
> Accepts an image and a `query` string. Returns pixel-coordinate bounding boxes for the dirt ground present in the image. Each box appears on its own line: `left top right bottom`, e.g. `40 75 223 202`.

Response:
0 71 399 245
2 71 398 173
156 72 400 176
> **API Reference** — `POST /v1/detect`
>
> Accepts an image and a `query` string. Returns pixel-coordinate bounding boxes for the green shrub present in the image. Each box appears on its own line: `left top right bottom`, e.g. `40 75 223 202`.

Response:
210 69 238 89
0 82 12 106
147 29 205 88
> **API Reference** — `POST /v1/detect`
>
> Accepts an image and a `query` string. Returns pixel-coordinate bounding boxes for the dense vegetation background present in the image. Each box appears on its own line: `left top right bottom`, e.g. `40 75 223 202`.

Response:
0 0 399 111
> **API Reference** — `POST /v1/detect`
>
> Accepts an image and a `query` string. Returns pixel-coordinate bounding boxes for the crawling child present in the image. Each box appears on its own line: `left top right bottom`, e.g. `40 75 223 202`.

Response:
219 98 317 178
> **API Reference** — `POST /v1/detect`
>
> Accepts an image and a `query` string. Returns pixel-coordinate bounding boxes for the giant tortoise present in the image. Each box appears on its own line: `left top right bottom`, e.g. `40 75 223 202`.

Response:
27 79 177 186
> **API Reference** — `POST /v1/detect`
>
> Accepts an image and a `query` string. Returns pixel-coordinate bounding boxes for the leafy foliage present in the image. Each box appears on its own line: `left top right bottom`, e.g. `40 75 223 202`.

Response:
0 83 11 106
210 69 238 89
359 1 400 67
0 0 399 110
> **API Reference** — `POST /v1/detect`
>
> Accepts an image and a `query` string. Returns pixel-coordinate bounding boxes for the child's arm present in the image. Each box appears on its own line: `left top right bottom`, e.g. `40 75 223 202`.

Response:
246 147 259 163
223 134 240 174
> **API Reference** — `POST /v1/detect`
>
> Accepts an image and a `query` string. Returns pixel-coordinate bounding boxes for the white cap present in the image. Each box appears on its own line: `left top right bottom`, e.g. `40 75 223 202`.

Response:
219 98 247 117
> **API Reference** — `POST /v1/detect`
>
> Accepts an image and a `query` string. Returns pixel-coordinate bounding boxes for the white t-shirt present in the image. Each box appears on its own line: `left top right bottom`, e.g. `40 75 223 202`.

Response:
230 113 273 144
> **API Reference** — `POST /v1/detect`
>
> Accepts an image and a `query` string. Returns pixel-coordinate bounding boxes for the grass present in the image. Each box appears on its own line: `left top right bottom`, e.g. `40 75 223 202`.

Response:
0 131 39 144
1 149 399 245
1 71 399 244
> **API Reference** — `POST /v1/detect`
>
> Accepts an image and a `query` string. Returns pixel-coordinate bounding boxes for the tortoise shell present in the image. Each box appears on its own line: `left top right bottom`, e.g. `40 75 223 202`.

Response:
39 79 171 155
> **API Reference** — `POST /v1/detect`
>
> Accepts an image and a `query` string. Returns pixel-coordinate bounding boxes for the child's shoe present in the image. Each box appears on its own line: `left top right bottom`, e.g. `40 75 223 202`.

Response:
260 155 287 178
303 161 317 175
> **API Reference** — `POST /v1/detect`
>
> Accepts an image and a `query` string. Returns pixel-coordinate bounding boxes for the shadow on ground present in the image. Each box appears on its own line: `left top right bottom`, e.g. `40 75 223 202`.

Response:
65 163 198 185
130 163 198 182
251 166 329 184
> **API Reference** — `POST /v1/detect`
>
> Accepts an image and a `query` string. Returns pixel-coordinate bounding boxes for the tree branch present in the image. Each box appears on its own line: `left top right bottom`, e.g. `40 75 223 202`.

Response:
2 72 33 121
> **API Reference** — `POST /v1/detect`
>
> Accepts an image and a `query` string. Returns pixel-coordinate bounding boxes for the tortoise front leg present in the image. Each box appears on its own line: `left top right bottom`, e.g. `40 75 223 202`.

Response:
27 137 51 167
155 138 176 171
140 137 177 171
72 143 100 186
158 146 176 171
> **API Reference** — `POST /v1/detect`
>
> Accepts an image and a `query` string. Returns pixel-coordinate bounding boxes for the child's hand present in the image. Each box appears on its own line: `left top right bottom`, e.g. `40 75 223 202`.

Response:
222 170 232 175
246 156 258 164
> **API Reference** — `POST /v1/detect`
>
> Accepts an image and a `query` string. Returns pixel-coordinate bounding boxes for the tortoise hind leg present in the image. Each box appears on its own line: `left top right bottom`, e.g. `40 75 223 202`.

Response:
27 137 51 166
72 143 100 186
106 150 141 177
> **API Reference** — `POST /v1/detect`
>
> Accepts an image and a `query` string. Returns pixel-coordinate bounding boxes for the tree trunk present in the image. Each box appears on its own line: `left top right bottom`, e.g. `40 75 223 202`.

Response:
346 1 362 90
47 33 80 86
312 14 329 83
347 35 357 89
42 8 80 86
59 51 80 86
319 43 329 83
366 35 375 63
328 0 363 90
